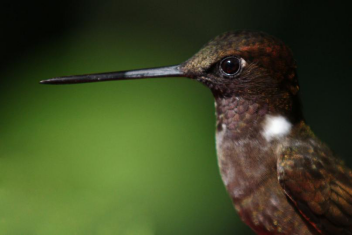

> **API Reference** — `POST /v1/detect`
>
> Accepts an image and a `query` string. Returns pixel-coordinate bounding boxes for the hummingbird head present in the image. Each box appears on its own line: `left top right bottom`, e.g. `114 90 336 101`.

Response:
181 31 299 108
41 30 301 119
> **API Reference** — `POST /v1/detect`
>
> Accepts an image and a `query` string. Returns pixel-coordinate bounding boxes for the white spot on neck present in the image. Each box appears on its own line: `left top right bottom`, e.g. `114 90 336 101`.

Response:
262 115 292 141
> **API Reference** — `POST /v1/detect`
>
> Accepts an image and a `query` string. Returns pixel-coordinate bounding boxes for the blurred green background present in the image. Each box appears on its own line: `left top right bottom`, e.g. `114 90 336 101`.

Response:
0 0 351 234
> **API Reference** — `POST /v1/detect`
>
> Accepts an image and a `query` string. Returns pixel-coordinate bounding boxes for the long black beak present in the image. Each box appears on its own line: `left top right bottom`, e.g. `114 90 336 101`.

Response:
40 65 183 84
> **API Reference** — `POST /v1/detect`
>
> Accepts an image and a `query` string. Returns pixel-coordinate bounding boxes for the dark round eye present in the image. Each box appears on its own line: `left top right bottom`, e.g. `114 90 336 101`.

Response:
219 56 241 76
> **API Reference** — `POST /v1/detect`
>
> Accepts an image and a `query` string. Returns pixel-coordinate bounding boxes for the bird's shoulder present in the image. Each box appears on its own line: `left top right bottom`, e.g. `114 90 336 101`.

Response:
277 121 352 234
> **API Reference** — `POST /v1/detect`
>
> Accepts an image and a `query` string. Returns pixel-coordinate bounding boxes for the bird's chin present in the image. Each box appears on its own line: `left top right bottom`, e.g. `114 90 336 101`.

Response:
194 76 218 88
196 77 217 90
194 77 230 96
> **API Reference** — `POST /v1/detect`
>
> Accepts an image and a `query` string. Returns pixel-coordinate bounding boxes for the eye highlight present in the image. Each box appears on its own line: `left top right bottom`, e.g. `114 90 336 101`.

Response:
219 56 242 77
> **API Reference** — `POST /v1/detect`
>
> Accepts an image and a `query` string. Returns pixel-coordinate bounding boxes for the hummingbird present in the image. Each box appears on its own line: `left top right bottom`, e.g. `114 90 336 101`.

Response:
41 30 351 234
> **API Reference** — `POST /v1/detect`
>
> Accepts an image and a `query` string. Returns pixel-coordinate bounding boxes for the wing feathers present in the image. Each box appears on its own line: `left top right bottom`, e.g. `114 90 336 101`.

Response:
278 133 351 234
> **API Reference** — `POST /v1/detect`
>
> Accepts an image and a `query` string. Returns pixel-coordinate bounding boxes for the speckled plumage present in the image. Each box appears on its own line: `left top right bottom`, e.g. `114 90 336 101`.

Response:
181 31 352 234
278 123 352 234
43 30 352 235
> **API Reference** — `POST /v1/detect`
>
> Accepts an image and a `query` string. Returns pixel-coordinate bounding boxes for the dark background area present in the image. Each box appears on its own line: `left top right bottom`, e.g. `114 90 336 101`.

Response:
0 0 351 234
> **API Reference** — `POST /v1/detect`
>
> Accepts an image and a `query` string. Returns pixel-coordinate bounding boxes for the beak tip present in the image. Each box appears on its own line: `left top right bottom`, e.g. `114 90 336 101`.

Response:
40 78 59 84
